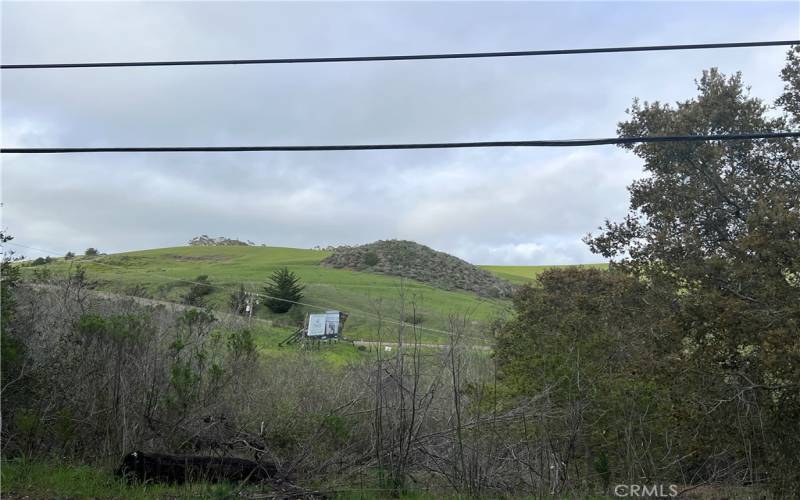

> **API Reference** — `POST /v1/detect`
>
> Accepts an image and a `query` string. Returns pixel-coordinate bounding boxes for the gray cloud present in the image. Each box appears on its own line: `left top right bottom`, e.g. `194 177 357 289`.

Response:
2 1 797 264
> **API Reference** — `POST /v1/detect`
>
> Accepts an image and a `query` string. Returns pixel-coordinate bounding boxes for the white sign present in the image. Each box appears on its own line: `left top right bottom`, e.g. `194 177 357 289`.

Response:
307 314 327 337
325 311 340 337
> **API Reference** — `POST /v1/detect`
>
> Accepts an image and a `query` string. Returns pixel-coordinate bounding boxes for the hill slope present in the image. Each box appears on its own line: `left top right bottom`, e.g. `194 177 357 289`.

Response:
22 244 607 344
321 240 515 298
23 245 508 343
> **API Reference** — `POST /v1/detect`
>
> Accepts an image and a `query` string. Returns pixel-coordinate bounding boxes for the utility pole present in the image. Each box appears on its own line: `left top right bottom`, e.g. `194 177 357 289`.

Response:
246 293 254 327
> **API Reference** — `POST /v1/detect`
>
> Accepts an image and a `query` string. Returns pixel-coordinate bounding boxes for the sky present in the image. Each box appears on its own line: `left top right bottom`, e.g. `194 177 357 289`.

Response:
2 1 798 265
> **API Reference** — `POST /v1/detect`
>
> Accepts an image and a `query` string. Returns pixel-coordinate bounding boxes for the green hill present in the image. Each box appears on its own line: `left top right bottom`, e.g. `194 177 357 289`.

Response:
22 245 607 344
24 245 511 344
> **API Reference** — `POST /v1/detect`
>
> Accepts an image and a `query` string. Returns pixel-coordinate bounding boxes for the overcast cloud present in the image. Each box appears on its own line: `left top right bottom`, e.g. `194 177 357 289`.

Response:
2 1 798 264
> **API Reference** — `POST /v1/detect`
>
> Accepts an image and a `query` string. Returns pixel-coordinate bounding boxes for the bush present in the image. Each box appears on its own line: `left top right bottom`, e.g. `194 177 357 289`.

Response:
262 268 304 314
84 248 98 257
229 284 248 315
182 275 213 307
64 252 75 260
124 284 151 299
363 251 379 267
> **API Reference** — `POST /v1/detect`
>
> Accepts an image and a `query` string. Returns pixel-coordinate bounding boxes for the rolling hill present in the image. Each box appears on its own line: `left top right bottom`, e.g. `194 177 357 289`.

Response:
20 244 606 344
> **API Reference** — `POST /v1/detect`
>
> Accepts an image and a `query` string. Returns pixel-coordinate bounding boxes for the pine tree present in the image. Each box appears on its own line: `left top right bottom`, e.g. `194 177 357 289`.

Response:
263 267 304 313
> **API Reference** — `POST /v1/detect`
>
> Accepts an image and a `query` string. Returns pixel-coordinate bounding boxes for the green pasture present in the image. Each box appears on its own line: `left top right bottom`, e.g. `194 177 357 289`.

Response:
480 263 608 285
21 246 511 344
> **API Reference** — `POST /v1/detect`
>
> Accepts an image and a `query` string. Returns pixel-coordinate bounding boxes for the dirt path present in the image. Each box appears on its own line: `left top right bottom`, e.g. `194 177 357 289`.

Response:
351 340 491 351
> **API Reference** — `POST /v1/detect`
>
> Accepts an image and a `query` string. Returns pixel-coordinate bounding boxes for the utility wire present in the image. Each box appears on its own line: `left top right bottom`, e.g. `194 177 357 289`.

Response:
2 40 797 70
2 132 798 154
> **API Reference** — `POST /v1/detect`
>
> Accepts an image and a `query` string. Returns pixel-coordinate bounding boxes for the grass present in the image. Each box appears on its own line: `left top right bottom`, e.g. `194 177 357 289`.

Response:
0 459 252 499
480 263 608 285
21 245 606 344
2 460 620 499
246 321 372 367
22 246 513 344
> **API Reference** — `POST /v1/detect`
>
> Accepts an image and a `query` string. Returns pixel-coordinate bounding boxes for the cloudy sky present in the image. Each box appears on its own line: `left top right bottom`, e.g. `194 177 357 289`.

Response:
2 1 797 264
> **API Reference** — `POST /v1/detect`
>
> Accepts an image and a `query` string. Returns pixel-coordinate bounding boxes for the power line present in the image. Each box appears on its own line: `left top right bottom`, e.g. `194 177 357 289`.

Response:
2 132 798 154
2 40 797 70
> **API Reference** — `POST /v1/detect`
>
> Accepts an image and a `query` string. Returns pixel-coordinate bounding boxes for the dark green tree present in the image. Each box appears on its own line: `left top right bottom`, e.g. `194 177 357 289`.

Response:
84 247 99 257
498 47 800 494
496 267 674 488
263 267 304 313
65 251 75 260
585 50 800 493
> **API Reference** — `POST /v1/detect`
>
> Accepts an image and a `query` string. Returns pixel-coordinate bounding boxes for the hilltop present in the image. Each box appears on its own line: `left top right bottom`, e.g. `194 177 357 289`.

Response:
188 235 254 246
321 240 516 298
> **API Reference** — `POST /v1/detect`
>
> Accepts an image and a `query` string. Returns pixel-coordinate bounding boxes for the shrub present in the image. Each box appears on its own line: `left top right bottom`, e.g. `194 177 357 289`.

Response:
182 275 213 307
84 248 99 257
363 251 379 267
125 284 151 299
64 251 75 260
229 284 248 315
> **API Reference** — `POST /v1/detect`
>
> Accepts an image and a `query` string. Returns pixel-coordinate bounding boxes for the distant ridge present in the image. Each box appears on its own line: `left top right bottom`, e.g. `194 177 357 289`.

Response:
321 240 515 298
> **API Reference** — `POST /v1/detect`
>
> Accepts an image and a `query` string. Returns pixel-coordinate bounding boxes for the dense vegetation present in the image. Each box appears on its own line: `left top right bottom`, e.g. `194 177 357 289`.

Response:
322 240 516 298
498 47 800 496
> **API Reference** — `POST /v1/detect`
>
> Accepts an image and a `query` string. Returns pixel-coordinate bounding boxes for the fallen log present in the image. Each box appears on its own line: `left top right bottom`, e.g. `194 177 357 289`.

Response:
116 450 276 484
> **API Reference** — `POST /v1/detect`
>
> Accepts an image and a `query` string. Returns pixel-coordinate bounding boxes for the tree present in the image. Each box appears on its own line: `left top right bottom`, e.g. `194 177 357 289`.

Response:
84 248 99 257
496 268 675 488
65 251 75 260
585 51 800 493
263 267 304 313
182 275 213 307
229 284 248 315
1 231 26 399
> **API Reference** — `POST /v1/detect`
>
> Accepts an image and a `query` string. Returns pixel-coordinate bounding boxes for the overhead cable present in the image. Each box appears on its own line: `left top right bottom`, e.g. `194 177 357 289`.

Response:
2 40 797 70
2 132 798 154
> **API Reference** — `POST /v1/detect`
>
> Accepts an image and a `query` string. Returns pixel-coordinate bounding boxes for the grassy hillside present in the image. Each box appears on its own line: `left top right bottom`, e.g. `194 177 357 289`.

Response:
22 245 607 344
23 246 511 344
480 263 608 285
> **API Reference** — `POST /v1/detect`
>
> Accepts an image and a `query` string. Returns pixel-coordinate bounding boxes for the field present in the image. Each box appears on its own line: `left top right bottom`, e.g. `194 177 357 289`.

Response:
480 263 608 285
21 245 606 345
